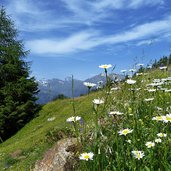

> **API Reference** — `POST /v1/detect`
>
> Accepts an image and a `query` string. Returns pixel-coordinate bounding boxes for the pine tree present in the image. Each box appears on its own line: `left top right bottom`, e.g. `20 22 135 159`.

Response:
0 8 40 141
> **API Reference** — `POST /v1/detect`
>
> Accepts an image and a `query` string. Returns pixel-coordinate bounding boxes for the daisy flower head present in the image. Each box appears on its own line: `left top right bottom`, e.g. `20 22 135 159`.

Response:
47 117 56 122
157 133 167 138
118 128 133 136
127 139 131 144
152 116 163 121
79 152 94 161
163 114 171 123
93 99 104 105
155 138 162 143
159 66 167 70
66 116 81 123
145 141 155 148
109 111 124 116
144 98 154 102
132 150 145 160
136 73 143 76
83 82 96 88
147 89 156 93
165 89 171 93
111 87 120 91
126 79 136 85
99 64 112 69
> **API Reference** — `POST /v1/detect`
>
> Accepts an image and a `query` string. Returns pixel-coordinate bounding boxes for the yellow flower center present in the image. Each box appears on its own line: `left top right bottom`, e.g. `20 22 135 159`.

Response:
123 130 129 135
137 153 141 159
156 116 162 120
166 116 171 121
84 155 90 160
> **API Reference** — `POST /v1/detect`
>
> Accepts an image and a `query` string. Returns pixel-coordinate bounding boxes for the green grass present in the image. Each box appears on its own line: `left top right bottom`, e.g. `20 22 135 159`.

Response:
77 67 171 170
1 67 171 170
0 92 101 170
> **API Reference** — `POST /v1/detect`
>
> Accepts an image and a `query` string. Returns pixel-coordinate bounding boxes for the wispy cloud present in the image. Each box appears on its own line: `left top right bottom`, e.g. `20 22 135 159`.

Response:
26 31 100 54
26 15 171 55
128 0 164 8
4 0 165 32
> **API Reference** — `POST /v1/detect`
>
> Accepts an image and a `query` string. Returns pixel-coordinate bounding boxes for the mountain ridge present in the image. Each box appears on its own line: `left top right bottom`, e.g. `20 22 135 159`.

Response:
37 73 123 104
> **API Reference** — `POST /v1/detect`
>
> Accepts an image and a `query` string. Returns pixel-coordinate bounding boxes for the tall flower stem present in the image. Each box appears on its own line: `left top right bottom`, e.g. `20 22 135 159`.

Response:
72 75 76 116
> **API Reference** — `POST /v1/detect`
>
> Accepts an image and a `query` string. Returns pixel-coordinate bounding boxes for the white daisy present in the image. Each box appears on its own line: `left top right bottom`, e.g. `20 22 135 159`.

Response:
155 138 162 143
157 133 167 138
126 79 136 85
132 150 145 160
99 64 112 69
118 128 133 136
79 152 94 161
145 141 155 148
66 116 81 122
93 99 104 105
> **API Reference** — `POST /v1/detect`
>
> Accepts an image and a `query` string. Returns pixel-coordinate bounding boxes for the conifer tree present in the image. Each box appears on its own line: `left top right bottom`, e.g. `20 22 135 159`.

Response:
0 8 40 141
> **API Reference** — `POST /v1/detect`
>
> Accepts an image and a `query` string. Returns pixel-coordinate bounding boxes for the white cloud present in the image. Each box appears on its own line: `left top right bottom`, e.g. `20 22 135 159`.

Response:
136 39 156 46
7 0 40 15
4 0 165 32
129 0 164 8
26 15 171 55
26 31 99 54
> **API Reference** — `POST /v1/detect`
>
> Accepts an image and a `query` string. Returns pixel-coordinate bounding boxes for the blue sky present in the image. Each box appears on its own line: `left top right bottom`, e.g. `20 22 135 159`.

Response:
1 0 171 80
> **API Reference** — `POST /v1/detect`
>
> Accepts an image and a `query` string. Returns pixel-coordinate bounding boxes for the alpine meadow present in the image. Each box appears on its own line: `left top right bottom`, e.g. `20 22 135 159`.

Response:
1 1 171 171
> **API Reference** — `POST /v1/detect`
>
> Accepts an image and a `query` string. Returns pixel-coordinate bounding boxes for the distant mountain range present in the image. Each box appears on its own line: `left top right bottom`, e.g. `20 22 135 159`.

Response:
37 73 123 104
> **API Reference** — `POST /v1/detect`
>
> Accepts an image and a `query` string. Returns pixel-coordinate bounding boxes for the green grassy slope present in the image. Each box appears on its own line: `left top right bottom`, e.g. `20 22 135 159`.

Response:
0 67 170 170
0 92 101 170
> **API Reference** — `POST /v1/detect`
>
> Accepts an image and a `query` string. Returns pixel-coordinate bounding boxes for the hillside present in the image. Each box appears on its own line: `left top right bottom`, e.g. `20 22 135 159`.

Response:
0 66 171 170
0 92 101 170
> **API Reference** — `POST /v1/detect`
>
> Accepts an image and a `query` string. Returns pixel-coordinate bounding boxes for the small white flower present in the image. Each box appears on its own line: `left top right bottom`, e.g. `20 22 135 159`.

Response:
165 89 171 93
126 79 136 85
159 66 167 70
79 152 94 161
127 139 131 144
129 88 141 91
99 64 112 69
144 98 154 102
109 111 123 115
156 106 163 111
66 116 81 122
152 116 163 121
153 79 161 83
147 82 163 87
47 117 56 121
136 73 143 76
162 114 171 123
111 87 120 91
161 78 168 82
83 82 96 88
167 77 171 81
145 141 155 148
93 99 104 105
118 128 133 136
155 138 162 143
147 89 156 92
157 133 167 138
132 151 145 160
